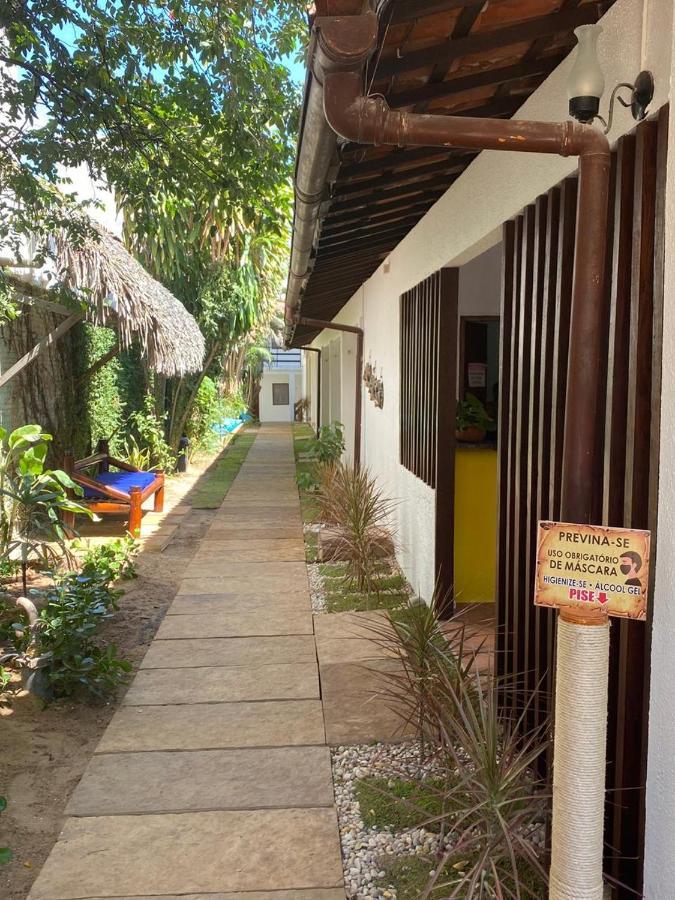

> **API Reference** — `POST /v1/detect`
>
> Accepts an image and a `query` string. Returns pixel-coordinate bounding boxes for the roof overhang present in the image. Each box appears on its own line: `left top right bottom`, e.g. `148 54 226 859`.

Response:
285 0 613 348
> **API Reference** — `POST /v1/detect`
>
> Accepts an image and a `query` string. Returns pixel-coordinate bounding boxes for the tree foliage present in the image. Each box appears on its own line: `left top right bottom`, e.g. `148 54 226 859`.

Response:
1 0 305 256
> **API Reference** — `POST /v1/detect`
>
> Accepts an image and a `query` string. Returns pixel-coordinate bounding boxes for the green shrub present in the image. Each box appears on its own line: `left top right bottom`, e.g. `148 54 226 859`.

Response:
0 796 11 865
0 424 93 590
124 396 176 472
186 377 226 456
6 568 131 700
312 421 345 464
75 536 138 581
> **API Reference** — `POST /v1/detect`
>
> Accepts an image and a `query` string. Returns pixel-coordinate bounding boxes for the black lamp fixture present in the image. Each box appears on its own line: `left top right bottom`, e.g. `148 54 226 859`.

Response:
567 24 654 131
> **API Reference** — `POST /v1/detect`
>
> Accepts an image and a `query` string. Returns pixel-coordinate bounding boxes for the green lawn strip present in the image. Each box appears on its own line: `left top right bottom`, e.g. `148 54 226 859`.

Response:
377 852 547 899
304 531 318 563
356 776 445 832
324 589 409 614
191 429 255 509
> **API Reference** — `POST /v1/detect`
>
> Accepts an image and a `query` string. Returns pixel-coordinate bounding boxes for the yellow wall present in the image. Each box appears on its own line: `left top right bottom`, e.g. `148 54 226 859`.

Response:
454 447 498 603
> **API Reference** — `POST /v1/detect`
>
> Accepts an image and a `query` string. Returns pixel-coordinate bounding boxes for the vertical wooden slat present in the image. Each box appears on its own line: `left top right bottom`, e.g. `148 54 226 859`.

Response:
435 268 458 612
502 214 523 694
603 136 636 526
533 186 560 728
496 220 515 680
524 194 548 716
511 204 535 699
610 120 658 896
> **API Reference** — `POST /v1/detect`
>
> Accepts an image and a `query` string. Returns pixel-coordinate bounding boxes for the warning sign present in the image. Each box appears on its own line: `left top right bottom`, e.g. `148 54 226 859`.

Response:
534 521 650 621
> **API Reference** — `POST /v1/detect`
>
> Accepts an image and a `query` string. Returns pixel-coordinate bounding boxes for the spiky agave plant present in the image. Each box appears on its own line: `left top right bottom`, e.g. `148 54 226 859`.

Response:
363 597 549 898
363 590 486 757
319 463 395 598
421 666 549 899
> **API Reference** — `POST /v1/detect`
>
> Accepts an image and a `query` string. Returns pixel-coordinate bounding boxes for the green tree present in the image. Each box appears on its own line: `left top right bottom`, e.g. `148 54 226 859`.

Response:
0 0 304 258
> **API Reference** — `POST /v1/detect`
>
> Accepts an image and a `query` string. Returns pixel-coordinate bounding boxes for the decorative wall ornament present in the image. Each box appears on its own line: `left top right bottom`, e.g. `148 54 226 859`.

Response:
363 360 384 409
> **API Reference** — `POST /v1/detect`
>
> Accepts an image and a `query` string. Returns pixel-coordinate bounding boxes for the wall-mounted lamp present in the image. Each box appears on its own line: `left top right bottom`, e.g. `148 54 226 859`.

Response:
567 24 654 132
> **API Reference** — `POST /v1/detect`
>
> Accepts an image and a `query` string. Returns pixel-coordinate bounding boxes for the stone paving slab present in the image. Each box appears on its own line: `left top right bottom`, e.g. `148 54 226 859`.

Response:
97 700 326 753
156 609 313 639
320 658 415 745
80 892 345 900
169 593 309 615
67 746 334 816
175 577 310 597
192 539 306 562
27 808 343 899
205 525 305 541
141 635 316 668
124 663 320 705
213 506 301 521
313 609 390 641
186 559 309 579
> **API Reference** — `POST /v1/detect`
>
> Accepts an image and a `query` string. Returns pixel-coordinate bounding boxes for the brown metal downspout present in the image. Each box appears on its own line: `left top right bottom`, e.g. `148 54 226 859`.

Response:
297 316 363 469
317 10 611 590
300 346 322 438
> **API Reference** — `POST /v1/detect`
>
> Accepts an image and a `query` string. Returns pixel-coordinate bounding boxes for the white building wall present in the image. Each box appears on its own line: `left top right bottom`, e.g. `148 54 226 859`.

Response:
306 6 675 875
259 370 298 423
310 0 672 598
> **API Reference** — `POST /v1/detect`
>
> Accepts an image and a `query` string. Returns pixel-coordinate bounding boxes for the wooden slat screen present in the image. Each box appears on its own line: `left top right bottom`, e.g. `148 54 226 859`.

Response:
400 269 458 608
497 108 667 897
400 271 444 487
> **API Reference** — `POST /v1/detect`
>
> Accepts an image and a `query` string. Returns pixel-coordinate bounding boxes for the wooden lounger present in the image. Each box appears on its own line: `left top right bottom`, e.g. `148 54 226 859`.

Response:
63 440 164 536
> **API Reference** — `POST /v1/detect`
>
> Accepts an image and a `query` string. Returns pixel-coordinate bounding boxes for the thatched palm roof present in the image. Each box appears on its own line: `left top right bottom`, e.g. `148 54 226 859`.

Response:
54 224 205 376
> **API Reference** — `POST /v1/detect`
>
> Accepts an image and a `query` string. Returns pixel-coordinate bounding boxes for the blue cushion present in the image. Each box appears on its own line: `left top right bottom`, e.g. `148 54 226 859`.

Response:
83 470 157 500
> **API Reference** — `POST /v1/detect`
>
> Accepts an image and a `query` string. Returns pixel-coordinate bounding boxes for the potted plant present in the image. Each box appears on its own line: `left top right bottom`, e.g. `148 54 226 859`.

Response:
455 393 495 442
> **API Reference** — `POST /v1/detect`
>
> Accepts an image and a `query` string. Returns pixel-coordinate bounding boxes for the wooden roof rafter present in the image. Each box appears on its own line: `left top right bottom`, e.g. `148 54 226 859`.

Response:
287 0 618 346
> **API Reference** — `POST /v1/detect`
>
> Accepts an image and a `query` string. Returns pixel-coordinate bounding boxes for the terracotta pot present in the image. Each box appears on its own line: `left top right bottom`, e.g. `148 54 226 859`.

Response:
455 425 486 443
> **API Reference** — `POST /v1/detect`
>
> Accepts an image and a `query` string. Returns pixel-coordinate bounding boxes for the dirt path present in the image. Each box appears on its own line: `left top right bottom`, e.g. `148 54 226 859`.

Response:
0 448 228 900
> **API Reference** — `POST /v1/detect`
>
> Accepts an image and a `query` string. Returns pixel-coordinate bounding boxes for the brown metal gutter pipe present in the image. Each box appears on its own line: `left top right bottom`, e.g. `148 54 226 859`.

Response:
297 316 363 469
319 15 610 535
284 10 377 345
300 346 322 438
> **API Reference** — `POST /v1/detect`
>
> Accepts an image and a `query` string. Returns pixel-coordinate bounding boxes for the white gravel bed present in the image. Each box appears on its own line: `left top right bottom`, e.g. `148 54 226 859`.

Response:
332 741 440 900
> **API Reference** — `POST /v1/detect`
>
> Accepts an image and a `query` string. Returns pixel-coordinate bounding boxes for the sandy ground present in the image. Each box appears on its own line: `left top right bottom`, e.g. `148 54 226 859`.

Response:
0 451 221 900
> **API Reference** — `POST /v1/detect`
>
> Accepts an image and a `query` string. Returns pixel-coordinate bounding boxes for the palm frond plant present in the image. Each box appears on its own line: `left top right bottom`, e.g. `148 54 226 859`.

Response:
0 425 93 591
319 463 395 600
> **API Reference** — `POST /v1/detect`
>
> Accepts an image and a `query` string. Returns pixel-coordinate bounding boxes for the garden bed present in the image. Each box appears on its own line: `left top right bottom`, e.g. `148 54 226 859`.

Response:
0 449 224 900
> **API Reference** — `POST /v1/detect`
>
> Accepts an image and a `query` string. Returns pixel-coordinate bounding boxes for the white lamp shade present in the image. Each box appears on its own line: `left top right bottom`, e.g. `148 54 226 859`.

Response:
567 24 605 100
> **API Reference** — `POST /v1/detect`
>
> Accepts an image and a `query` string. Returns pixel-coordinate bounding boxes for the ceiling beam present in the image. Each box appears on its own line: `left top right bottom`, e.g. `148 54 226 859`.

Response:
326 187 445 220
331 173 460 208
319 217 421 249
375 4 604 77
323 197 439 232
316 230 409 259
387 0 511 25
388 53 566 108
338 146 473 179
335 157 466 195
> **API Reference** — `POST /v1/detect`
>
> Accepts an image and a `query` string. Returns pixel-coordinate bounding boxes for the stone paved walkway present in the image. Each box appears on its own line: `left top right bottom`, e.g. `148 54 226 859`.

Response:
29 424 345 900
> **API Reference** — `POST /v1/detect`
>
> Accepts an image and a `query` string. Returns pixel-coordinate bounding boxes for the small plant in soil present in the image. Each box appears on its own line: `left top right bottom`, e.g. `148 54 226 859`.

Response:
0 566 132 700
318 463 395 599
0 424 93 592
0 795 11 864
74 535 138 581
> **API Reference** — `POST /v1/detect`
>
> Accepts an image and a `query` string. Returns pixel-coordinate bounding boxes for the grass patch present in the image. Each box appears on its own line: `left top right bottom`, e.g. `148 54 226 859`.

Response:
191 429 256 509
324 588 409 614
378 855 435 899
356 776 444 832
304 531 318 563
376 853 547 899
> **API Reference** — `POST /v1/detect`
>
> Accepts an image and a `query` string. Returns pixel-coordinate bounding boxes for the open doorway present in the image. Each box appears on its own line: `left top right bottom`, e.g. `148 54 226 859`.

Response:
453 249 502 607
